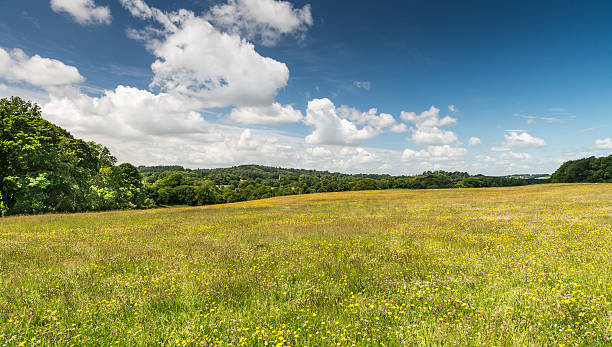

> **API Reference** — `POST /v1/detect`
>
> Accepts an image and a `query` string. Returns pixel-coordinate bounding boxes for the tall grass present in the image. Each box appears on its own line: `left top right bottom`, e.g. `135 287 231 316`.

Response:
0 184 610 345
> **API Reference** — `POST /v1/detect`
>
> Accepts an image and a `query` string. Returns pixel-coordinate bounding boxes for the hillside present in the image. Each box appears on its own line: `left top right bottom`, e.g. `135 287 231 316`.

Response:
136 164 546 206
138 164 547 185
1 184 610 345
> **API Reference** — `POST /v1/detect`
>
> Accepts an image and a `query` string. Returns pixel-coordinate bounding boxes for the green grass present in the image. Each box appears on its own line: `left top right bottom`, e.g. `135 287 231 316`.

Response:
0 184 610 346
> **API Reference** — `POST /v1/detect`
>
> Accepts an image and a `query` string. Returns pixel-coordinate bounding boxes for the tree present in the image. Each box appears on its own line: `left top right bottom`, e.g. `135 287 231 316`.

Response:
0 191 7 217
1 97 145 215
194 181 222 205
1 97 101 214
551 155 612 183
352 178 379 191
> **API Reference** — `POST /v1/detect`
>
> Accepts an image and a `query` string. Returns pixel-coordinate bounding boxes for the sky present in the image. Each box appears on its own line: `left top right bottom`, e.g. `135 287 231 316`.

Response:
0 0 611 175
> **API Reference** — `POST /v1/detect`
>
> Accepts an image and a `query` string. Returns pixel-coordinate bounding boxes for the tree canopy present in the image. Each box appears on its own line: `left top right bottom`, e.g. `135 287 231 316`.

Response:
550 155 612 183
0 97 145 215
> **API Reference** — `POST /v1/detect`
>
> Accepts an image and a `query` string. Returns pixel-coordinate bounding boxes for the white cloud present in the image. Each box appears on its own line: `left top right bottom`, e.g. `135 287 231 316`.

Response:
353 81 371 90
0 48 84 88
207 0 312 46
304 98 382 145
41 92 401 172
228 102 303 124
500 152 532 160
337 105 397 129
119 0 156 19
306 146 332 158
503 131 546 148
411 127 459 146
402 145 467 161
401 106 457 128
514 113 565 125
121 1 290 109
50 0 111 25
337 147 377 168
448 105 457 112
11 0 567 176
0 83 50 104
19 0 318 173
591 138 612 150
475 155 496 163
237 128 260 149
390 123 409 133
400 106 461 146
468 137 481 145
43 86 209 138
492 131 546 151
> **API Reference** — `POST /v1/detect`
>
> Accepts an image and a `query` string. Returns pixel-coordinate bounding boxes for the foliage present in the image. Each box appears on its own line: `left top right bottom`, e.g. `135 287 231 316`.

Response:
0 191 6 217
0 184 609 345
352 178 379 191
138 165 541 207
550 155 612 183
0 97 143 215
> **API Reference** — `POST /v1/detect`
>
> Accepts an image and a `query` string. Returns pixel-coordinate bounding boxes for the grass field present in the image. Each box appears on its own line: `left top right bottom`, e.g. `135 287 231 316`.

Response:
0 184 610 346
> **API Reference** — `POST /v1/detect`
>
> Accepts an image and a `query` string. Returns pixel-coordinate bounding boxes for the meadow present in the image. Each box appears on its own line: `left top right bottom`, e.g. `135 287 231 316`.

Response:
0 184 610 346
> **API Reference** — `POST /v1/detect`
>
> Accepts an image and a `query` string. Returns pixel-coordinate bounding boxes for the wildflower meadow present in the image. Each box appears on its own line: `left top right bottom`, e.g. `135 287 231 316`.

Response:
0 183 610 346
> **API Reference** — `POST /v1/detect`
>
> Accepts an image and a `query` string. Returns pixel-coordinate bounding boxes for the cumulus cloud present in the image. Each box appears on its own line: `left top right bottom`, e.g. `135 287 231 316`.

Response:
121 0 290 109
0 47 84 88
411 127 459 146
402 145 467 161
304 98 384 146
401 106 457 128
398 106 466 160
337 147 377 168
390 123 409 133
491 131 546 152
336 105 398 129
50 0 111 25
448 105 457 112
400 106 460 146
237 128 260 149
8 0 555 176
468 137 481 145
353 81 371 90
591 138 612 150
43 86 209 138
228 102 303 124
500 152 532 160
207 0 312 46
306 146 332 158
15 0 319 173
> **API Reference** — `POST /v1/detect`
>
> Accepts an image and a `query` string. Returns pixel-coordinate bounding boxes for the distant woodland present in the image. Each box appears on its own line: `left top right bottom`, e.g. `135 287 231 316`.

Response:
1 97 609 216
550 156 612 183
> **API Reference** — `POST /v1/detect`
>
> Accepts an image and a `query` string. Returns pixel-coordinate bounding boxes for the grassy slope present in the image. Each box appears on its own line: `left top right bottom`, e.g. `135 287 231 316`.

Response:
0 184 610 346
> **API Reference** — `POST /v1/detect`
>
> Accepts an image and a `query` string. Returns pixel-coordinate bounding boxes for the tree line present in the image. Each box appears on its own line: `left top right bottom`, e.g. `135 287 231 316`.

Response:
2 96 607 216
138 165 541 207
550 155 612 183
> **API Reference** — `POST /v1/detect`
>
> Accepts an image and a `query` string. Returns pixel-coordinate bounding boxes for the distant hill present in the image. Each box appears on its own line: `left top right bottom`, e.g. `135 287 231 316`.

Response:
137 164 543 187
503 174 551 180
135 164 547 206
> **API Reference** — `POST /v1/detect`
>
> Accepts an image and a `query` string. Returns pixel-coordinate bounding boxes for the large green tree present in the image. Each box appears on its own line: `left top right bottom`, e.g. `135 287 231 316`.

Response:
0 97 144 215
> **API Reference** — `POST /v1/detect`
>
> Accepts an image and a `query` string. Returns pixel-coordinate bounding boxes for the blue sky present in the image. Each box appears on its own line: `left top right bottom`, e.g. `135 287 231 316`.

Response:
0 0 610 175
